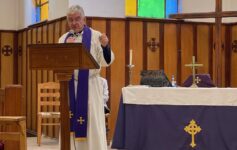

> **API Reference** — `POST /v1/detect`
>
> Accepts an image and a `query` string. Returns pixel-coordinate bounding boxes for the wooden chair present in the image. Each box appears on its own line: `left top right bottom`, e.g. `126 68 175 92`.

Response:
0 116 27 150
37 82 60 146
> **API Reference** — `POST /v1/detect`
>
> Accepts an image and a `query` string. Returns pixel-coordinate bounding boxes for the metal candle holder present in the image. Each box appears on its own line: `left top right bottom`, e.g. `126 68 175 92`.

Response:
127 64 135 86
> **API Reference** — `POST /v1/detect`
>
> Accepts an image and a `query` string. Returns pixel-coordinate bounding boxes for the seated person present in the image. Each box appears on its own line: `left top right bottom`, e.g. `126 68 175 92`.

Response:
99 77 110 116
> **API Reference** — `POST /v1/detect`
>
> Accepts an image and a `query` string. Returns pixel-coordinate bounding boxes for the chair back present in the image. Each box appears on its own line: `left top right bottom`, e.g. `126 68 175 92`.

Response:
37 82 60 114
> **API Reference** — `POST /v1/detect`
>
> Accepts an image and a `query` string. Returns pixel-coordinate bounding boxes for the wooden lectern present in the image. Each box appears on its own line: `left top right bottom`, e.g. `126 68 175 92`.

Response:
29 43 99 150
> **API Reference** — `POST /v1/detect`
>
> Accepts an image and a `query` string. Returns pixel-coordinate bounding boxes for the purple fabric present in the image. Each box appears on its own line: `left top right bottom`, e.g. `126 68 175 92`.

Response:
182 74 216 87
68 25 91 138
112 98 237 150
0 142 4 150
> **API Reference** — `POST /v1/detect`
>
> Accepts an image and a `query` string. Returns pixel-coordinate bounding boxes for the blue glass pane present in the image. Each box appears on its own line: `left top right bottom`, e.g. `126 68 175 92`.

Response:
166 0 178 18
36 7 41 22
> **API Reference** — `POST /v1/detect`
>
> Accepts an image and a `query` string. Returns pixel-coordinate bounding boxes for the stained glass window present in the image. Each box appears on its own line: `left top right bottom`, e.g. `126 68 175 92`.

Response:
125 0 179 19
34 0 49 23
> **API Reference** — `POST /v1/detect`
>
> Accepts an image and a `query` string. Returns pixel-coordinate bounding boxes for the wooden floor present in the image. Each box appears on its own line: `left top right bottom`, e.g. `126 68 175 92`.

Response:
27 137 116 150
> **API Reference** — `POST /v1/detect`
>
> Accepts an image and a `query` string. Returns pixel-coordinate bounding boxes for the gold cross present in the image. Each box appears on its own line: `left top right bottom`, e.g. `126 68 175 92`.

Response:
77 117 85 125
185 56 203 88
69 111 73 119
184 119 202 148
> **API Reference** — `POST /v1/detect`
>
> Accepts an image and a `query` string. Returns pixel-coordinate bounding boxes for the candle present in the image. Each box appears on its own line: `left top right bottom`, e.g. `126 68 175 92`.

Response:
129 49 133 65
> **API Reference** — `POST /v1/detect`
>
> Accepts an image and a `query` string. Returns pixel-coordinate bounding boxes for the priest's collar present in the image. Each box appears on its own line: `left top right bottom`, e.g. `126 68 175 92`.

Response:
69 29 83 37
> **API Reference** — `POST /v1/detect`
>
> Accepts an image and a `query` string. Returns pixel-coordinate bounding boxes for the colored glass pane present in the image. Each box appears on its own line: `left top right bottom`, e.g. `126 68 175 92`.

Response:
138 0 165 18
41 3 48 21
125 0 137 16
166 0 178 18
41 0 48 3
36 7 41 22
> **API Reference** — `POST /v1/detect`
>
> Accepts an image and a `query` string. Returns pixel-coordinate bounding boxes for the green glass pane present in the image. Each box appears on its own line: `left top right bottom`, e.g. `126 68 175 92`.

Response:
138 0 165 18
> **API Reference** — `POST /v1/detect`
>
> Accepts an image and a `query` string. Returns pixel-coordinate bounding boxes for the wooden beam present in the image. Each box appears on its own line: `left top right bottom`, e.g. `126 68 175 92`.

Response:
170 12 218 19
170 11 237 19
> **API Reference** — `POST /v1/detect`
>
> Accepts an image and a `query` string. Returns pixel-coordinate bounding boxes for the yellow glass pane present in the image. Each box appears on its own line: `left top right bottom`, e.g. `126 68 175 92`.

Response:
41 4 48 21
125 0 137 16
41 0 48 4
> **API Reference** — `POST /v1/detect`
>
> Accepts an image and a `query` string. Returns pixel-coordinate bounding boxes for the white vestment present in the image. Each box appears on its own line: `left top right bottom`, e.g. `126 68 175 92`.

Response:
58 28 115 150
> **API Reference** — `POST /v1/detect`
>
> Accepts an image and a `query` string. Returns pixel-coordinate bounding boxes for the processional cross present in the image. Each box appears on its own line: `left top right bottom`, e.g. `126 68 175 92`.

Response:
185 56 203 88
170 0 237 87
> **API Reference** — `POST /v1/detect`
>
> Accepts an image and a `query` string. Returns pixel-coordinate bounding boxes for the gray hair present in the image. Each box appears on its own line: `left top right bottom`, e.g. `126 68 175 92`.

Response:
67 5 85 18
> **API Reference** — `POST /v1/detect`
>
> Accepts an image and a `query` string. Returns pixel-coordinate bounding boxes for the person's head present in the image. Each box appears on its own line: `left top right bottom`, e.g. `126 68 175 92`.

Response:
67 5 86 33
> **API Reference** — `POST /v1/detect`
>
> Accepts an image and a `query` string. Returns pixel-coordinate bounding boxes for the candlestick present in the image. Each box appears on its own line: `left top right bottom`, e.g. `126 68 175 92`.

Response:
129 49 133 65
127 64 135 86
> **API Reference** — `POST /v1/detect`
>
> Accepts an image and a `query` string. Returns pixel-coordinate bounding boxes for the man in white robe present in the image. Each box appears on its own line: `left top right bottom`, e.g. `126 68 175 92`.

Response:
58 4 114 150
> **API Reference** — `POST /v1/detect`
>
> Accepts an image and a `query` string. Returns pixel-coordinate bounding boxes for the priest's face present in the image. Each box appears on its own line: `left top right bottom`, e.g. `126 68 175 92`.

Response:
67 11 86 33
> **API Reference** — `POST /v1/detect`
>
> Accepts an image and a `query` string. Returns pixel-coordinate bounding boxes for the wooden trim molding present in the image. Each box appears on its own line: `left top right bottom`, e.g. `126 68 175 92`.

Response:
176 24 182 85
159 23 164 69
143 22 147 70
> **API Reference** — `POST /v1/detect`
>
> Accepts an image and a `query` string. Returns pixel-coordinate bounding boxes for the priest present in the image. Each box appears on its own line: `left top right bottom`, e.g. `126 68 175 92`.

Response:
58 4 114 150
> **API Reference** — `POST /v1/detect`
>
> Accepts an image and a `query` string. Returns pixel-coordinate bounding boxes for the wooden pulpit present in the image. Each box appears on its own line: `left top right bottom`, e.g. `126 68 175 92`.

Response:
29 43 99 150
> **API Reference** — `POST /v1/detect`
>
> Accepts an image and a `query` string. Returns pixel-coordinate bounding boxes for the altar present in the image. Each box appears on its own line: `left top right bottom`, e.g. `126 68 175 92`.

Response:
112 86 237 150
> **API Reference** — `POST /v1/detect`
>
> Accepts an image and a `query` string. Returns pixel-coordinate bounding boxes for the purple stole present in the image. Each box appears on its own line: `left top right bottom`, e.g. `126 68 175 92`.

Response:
67 26 91 140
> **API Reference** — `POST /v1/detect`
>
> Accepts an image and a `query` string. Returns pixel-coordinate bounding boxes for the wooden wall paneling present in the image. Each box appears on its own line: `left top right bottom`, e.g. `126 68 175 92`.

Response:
231 25 237 87
164 23 178 81
47 23 55 137
197 25 210 74
54 21 61 137
36 27 44 135
225 25 231 87
1 32 14 88
27 29 32 129
48 23 54 44
42 24 48 134
221 26 226 87
212 26 226 86
36 26 43 89
109 20 126 141
146 22 160 70
208 25 214 79
22 31 27 116
17 32 22 84
129 21 143 84
31 28 37 132
212 26 216 84
0 32 1 87
91 19 107 78
61 19 67 36
181 24 194 83
54 21 61 43
43 25 48 44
